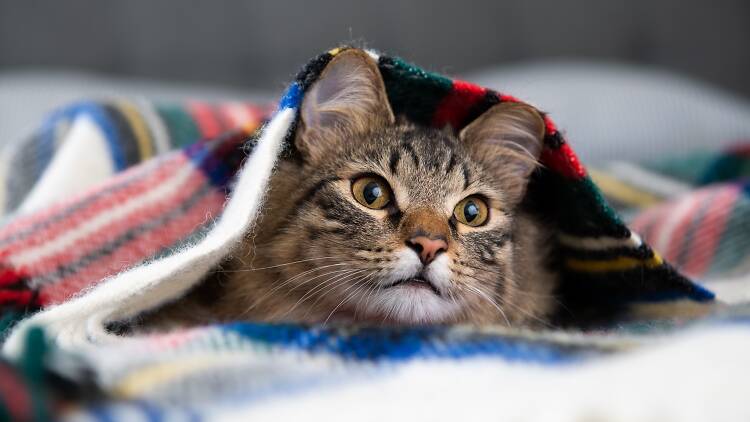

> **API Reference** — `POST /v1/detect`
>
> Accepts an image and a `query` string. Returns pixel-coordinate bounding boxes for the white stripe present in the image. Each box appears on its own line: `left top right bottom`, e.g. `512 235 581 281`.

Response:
557 232 642 250
135 99 171 154
11 161 195 268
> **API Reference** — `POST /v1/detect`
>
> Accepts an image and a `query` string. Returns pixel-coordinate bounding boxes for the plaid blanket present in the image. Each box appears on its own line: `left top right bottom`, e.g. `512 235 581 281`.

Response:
0 47 747 421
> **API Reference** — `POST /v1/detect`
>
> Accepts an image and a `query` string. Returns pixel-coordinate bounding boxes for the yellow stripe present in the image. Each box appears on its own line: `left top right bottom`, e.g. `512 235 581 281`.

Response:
588 169 661 208
113 354 243 397
116 101 154 161
565 253 663 272
328 47 342 56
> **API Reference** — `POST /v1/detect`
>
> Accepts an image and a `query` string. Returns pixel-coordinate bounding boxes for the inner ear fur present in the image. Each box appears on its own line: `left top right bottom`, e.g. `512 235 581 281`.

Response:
459 102 546 205
295 50 395 164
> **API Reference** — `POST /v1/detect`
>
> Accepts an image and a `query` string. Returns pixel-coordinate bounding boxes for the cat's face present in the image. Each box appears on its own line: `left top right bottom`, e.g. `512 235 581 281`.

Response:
252 50 550 325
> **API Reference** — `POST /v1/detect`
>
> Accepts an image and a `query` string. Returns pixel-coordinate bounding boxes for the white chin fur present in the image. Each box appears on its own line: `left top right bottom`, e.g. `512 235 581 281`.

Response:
359 249 460 324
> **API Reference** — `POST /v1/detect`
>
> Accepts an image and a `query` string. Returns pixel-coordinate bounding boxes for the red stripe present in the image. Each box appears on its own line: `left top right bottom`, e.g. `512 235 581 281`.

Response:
682 186 740 276
244 103 262 124
188 101 224 139
431 80 487 129
214 104 236 131
639 200 679 254
630 204 665 239
15 166 208 276
663 191 708 263
629 206 654 234
543 115 558 137
40 190 226 304
210 103 231 133
499 94 521 103
0 153 189 255
540 143 586 180
0 268 28 287
0 289 34 306
0 364 33 421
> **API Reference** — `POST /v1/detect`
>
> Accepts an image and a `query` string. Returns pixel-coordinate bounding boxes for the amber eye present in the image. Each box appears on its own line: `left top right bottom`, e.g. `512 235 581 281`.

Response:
352 176 392 209
453 196 489 227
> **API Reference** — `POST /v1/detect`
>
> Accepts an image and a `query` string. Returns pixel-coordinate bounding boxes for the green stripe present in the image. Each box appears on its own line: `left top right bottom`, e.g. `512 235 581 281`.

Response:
642 150 717 186
156 105 201 149
21 327 50 422
530 170 627 237
379 56 453 125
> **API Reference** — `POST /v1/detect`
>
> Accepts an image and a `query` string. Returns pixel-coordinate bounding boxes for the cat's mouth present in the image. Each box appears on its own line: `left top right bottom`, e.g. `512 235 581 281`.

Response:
385 277 441 296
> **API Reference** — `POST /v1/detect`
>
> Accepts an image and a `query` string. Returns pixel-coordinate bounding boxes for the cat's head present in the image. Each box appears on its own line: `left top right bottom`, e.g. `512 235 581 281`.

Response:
260 50 551 325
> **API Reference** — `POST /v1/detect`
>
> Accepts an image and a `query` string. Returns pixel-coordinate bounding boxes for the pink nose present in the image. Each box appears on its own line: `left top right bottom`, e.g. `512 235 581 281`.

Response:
406 236 448 265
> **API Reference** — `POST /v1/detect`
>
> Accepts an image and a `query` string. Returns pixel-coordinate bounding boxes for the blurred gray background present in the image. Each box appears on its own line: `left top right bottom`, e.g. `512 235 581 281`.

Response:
2 0 749 94
1 0 749 162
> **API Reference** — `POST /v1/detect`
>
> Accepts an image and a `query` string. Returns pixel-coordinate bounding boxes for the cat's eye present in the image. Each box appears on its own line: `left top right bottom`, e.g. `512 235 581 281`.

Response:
453 196 489 227
351 176 392 209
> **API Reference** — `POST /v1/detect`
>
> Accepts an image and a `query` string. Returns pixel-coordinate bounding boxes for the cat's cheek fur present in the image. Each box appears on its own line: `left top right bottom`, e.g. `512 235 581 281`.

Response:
422 253 452 292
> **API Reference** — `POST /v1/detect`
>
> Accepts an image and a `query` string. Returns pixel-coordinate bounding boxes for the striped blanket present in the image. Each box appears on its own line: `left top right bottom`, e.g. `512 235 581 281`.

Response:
0 47 748 421
592 147 750 303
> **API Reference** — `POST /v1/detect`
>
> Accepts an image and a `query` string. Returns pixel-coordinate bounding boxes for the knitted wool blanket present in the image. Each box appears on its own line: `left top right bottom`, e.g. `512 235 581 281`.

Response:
0 47 748 421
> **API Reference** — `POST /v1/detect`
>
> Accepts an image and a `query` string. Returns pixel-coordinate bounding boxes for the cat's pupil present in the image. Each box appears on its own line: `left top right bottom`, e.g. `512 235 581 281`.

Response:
363 182 382 204
464 201 479 222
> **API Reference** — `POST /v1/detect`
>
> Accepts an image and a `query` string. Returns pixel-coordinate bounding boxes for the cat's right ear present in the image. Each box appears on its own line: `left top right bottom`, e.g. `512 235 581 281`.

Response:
459 102 546 206
295 50 395 164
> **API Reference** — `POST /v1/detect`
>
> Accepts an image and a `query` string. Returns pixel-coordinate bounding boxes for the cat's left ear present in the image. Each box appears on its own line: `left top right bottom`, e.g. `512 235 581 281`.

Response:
295 50 395 164
459 102 546 205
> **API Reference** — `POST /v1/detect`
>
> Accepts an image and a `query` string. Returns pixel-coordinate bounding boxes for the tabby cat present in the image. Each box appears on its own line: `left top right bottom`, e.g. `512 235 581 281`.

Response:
145 50 557 328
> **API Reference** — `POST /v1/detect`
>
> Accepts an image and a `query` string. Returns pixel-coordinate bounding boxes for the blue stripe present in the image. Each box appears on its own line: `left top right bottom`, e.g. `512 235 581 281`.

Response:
131 400 164 422
36 101 129 171
278 82 302 110
34 106 73 179
36 125 56 180
184 142 230 187
636 284 715 303
226 323 594 365
88 405 117 422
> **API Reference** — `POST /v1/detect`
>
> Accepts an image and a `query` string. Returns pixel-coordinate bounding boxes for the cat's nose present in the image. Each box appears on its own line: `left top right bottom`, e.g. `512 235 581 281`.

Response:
406 235 448 265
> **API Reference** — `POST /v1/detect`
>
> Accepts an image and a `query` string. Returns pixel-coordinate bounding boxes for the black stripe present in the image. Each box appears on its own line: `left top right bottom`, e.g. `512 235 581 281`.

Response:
290 177 341 216
560 244 655 261
460 91 500 129
387 209 403 227
102 104 141 168
544 131 564 148
389 150 400 174
445 151 457 173
462 163 471 190
295 51 335 92
402 142 420 167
